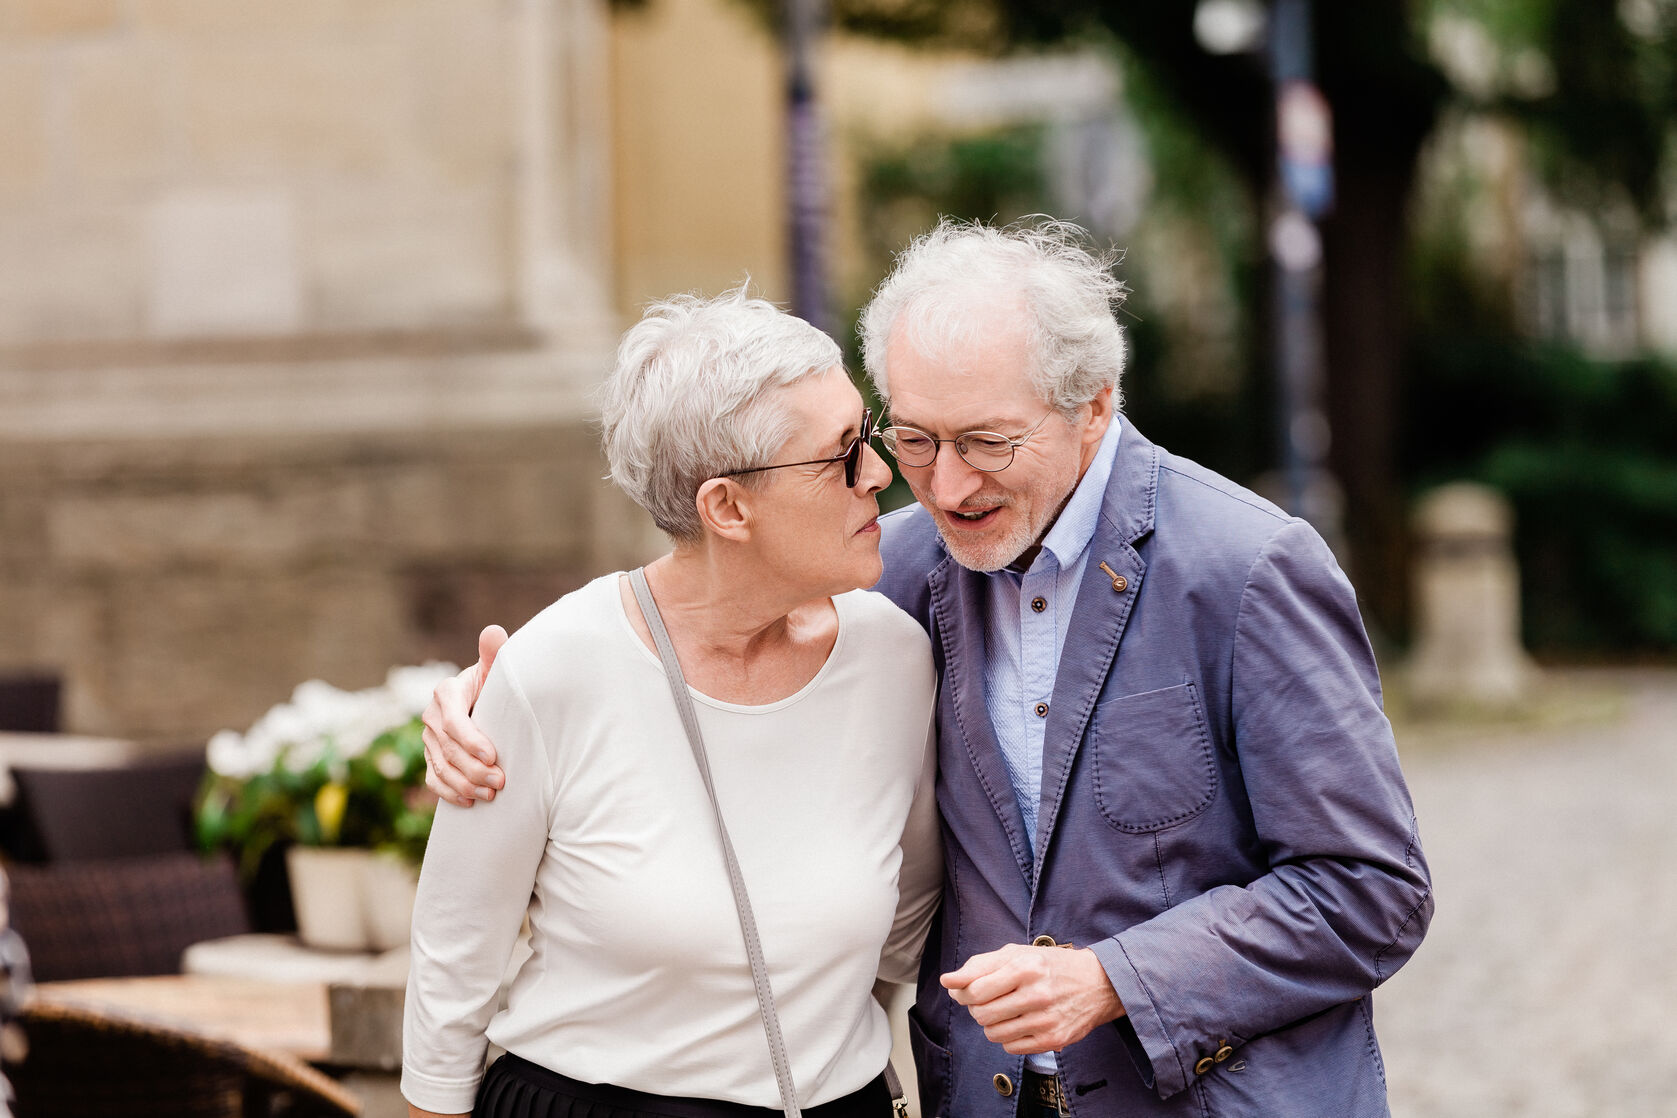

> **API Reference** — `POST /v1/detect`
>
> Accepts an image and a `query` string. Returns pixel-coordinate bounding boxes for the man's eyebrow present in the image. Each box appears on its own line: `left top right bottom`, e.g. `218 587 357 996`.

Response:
886 414 1017 433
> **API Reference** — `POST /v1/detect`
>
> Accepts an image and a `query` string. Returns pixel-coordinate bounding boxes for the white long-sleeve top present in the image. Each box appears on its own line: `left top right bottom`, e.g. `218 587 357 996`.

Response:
401 573 942 1114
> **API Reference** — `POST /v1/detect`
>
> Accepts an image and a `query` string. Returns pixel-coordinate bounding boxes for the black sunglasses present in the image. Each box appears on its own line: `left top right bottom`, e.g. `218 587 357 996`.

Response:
724 409 876 489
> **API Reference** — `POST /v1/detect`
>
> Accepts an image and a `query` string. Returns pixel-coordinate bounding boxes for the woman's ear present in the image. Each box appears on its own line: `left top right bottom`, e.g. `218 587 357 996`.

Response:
694 477 753 542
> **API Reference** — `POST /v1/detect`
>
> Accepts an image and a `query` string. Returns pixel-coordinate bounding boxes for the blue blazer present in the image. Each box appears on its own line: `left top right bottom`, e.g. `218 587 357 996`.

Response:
874 422 1432 1118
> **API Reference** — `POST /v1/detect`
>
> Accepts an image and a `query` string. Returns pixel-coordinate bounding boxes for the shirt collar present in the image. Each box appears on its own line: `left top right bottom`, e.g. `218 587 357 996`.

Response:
1027 413 1122 574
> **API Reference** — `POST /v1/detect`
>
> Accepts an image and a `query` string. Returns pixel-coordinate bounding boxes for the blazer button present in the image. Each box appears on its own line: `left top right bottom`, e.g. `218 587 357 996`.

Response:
1031 596 1047 613
992 1073 1014 1097
1031 934 1058 948
1215 1045 1234 1063
1194 1056 1215 1076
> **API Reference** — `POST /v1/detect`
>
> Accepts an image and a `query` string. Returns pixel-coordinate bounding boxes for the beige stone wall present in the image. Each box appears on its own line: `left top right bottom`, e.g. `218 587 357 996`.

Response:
0 0 653 744
0 0 549 344
607 0 786 311
0 425 655 744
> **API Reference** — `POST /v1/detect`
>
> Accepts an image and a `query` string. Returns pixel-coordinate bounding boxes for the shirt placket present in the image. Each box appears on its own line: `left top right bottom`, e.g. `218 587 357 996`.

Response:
1018 562 1058 850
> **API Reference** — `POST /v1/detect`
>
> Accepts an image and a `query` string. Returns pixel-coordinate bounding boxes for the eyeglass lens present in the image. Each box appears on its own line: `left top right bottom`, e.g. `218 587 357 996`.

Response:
844 410 875 487
882 428 1017 472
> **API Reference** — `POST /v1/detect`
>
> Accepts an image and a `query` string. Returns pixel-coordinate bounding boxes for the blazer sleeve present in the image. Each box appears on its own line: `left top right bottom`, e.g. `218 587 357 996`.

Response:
1089 519 1434 1101
401 656 555 1114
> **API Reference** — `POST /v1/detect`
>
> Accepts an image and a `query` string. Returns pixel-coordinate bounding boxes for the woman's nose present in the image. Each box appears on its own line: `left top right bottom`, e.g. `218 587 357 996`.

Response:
858 443 891 495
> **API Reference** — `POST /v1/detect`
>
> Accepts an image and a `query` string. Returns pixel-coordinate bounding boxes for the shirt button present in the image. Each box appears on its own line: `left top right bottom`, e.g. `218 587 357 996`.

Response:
993 1073 1014 1097
1034 702 1049 717
1031 596 1047 613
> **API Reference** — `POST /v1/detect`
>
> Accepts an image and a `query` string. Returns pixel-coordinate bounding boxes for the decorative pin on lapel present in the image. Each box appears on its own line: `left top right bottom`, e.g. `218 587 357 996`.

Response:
1098 561 1129 593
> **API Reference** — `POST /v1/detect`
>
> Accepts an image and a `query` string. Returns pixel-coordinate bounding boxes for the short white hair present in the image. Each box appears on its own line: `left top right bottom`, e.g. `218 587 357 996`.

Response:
859 217 1127 414
599 286 842 542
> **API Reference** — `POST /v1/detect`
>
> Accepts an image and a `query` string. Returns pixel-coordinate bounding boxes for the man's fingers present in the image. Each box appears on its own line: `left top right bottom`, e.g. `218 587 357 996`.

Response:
422 724 489 805
957 952 1041 1008
428 670 502 774
980 1010 1056 1049
430 719 500 794
966 991 1033 1028
425 767 473 809
941 944 1011 992
441 702 503 780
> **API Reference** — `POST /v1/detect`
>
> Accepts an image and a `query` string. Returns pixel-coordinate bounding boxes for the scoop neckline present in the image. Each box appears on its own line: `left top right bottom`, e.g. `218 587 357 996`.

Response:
611 574 849 714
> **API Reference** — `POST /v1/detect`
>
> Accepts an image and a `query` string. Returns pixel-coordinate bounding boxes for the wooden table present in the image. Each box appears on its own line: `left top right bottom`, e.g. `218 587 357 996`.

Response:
30 973 331 1063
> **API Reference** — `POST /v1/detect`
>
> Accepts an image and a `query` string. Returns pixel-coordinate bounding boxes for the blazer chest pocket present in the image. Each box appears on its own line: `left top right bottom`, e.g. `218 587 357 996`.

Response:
1089 681 1217 833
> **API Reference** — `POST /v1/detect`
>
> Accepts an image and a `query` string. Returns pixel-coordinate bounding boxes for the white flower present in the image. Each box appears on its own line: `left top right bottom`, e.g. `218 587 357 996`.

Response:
332 690 406 758
290 679 362 741
281 734 330 774
253 700 312 749
374 749 407 780
385 662 459 717
208 662 457 780
207 729 260 779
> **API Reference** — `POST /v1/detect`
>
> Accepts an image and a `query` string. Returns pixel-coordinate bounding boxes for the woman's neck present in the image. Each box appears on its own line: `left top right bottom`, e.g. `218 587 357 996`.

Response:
620 550 840 705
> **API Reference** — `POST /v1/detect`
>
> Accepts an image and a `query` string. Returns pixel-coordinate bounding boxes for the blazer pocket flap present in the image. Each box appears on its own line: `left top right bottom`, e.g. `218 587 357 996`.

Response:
1090 681 1217 833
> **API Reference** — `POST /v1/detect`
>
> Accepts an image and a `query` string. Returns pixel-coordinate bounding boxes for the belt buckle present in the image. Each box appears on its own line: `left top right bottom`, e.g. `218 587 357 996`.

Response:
1034 1072 1070 1117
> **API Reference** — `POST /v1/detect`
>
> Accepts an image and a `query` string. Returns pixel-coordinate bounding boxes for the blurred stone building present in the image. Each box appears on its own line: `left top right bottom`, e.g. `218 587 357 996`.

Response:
0 0 1132 745
0 0 654 743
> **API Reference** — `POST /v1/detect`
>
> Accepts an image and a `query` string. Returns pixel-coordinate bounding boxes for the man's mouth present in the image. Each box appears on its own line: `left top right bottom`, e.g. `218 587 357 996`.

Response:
944 506 1003 527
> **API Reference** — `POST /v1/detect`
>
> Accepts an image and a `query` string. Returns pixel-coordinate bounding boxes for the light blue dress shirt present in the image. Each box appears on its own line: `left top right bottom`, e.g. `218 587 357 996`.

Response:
980 415 1121 1075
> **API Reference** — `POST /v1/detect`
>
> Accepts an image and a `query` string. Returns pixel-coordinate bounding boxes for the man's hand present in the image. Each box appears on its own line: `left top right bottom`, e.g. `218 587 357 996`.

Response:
421 625 509 807
942 944 1126 1055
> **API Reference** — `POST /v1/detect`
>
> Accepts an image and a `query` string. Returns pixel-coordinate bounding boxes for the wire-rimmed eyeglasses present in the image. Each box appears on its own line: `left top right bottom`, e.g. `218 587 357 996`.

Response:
878 411 1054 472
723 409 876 489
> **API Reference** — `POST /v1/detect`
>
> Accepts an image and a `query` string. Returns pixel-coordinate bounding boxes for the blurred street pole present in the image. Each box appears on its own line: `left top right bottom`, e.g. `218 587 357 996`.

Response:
784 0 832 336
1267 0 1341 546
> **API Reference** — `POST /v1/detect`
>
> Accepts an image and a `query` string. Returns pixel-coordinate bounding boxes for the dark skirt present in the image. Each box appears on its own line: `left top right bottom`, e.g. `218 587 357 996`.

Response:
474 1053 894 1118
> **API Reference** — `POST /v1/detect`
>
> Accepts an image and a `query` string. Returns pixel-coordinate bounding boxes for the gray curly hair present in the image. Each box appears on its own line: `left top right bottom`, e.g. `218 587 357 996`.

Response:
859 218 1127 414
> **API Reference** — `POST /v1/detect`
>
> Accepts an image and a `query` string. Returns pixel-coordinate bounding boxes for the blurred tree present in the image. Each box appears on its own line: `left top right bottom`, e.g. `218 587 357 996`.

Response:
732 0 1677 640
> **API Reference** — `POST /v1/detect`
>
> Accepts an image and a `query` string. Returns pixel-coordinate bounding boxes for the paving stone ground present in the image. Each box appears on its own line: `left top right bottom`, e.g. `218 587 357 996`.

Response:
1377 669 1677 1117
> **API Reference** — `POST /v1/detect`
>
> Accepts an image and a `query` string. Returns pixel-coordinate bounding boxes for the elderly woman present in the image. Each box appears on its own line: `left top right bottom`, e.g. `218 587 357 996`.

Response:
401 289 940 1118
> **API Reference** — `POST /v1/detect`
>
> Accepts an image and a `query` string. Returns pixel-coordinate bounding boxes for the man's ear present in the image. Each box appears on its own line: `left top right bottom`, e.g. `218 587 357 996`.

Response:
695 477 753 542
1081 386 1115 449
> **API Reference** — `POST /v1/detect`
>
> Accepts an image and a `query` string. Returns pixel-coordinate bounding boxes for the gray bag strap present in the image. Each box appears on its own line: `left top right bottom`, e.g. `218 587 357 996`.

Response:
629 567 803 1117
629 567 911 1118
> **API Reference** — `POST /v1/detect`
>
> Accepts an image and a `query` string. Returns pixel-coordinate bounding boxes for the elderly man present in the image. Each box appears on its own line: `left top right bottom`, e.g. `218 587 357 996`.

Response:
425 220 1431 1117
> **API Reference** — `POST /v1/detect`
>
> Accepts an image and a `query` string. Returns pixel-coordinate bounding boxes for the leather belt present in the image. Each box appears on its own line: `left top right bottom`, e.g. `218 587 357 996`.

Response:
1022 1069 1070 1116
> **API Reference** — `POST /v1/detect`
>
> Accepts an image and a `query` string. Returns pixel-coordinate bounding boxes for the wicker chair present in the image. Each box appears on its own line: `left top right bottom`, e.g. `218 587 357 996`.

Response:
7 753 206 863
6 852 251 983
12 1000 361 1117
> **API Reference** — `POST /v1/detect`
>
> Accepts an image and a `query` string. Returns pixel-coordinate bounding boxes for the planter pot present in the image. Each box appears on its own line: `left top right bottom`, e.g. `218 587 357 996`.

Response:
285 846 418 952
360 850 420 951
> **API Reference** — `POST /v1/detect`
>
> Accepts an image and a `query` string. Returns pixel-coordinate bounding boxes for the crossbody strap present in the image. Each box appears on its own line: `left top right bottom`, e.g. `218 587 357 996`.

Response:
628 567 802 1117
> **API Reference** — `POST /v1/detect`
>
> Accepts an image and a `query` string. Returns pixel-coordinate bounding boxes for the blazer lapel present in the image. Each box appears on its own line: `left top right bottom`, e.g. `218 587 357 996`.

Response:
928 555 1035 884
1032 423 1160 884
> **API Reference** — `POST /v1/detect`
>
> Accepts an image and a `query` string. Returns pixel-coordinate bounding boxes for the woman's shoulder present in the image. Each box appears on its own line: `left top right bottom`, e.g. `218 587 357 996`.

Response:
834 589 935 678
494 572 632 687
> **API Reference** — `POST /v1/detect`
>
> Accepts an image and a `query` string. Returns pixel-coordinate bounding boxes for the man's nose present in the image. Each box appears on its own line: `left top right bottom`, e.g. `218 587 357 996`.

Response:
927 442 983 508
